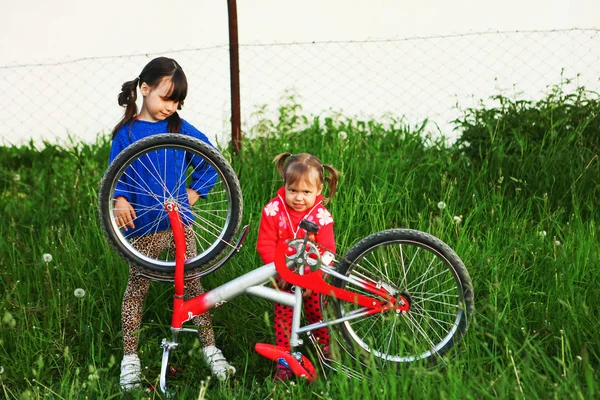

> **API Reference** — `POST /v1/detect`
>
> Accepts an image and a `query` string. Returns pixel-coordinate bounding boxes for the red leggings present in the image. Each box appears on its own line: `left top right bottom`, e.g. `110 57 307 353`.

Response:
274 291 330 350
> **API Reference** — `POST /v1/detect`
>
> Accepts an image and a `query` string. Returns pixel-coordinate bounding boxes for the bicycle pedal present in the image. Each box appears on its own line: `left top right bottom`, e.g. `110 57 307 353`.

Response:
168 365 183 375
255 343 317 381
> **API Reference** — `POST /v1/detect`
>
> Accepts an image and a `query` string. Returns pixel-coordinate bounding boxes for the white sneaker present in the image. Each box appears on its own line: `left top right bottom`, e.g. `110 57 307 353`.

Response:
202 345 236 381
120 354 142 390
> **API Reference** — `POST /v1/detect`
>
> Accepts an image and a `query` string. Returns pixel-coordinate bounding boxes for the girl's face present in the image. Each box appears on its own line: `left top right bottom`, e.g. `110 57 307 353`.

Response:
138 77 179 122
284 170 323 212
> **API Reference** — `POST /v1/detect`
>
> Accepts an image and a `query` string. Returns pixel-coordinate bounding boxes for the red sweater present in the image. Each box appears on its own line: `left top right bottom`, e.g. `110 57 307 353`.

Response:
257 187 336 264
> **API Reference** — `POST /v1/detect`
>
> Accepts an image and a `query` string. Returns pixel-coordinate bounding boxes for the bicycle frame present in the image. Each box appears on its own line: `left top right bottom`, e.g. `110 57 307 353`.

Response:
160 202 410 393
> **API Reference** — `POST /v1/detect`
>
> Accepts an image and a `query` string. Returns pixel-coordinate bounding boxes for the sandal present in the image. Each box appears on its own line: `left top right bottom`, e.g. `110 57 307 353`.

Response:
273 365 294 382
120 354 142 390
203 345 236 381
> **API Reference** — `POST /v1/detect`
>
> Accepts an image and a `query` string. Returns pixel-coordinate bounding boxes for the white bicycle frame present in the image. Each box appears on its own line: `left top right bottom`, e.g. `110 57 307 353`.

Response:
158 205 402 394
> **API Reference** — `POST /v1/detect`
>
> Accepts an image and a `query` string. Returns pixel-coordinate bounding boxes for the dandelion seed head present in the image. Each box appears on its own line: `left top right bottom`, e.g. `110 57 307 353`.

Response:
453 215 462 224
338 131 347 140
13 174 20 182
554 240 561 246
43 253 53 263
437 201 446 210
539 231 547 237
2 311 14 326
74 288 86 298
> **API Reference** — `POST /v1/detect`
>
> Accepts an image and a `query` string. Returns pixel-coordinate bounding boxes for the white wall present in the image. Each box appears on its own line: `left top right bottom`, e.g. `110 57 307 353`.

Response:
1 1 598 146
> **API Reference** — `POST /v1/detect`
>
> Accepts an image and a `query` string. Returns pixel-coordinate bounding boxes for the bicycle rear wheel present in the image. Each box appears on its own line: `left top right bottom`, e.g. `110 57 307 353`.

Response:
330 229 473 366
98 134 243 279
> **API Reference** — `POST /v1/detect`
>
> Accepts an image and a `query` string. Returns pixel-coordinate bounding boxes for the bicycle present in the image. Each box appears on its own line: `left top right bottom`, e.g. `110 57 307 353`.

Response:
98 134 474 395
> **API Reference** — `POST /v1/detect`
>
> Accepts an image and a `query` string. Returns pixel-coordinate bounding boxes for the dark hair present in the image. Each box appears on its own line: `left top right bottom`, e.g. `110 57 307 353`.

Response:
273 152 340 204
111 57 188 138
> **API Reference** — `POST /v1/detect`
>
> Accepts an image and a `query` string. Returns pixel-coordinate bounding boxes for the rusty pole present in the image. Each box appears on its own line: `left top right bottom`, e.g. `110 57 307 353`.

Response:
227 0 242 154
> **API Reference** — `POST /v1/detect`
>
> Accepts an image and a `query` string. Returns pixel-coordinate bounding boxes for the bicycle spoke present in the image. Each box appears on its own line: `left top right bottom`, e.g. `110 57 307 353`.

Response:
331 230 471 366
100 134 242 276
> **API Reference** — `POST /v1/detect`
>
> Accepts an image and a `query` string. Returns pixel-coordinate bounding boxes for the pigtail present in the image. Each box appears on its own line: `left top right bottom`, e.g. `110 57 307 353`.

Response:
274 152 340 204
273 152 293 179
166 63 187 133
322 164 340 204
111 77 140 139
167 112 183 134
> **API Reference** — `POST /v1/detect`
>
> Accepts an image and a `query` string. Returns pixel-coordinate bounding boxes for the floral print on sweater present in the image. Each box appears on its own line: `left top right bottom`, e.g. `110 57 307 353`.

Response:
257 187 335 265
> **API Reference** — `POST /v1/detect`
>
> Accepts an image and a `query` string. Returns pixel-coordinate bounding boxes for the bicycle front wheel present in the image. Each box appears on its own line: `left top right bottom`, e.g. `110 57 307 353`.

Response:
98 134 243 279
331 229 474 366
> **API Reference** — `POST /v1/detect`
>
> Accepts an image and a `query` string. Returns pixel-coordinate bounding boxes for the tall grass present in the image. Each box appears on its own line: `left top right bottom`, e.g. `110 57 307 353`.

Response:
0 83 598 399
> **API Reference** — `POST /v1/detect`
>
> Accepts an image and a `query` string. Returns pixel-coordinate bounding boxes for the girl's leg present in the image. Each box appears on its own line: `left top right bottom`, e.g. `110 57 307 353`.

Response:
184 278 216 346
178 226 216 347
177 226 235 380
273 300 295 381
304 292 330 346
274 301 294 350
122 231 170 354
120 266 150 389
122 265 151 354
120 231 170 390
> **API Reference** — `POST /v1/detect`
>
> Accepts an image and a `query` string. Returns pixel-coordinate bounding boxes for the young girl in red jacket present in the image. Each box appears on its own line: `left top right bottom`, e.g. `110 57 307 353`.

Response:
256 152 340 381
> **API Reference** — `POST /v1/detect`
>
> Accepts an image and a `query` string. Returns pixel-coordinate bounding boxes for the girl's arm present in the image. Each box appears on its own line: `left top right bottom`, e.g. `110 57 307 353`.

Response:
109 131 130 200
316 220 336 254
187 188 200 206
108 131 127 163
114 196 136 231
182 121 219 197
256 210 279 265
257 207 292 290
188 158 218 198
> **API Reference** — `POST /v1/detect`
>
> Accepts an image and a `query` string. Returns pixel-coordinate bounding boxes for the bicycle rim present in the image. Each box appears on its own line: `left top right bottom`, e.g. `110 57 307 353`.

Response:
334 229 472 365
99 134 242 277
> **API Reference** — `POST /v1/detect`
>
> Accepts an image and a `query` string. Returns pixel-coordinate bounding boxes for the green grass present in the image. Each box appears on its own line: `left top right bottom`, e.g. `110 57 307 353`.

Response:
1 84 599 399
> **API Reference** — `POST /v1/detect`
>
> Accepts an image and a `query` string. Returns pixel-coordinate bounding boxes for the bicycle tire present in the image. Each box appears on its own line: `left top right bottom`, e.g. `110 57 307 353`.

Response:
98 134 243 279
330 229 474 366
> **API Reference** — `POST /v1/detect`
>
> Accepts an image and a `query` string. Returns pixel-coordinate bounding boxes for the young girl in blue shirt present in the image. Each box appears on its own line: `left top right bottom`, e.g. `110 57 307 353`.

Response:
109 57 235 390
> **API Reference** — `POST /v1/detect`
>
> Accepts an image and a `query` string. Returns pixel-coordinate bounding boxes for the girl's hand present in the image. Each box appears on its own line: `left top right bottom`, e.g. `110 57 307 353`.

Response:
274 277 291 291
187 188 200 206
274 278 312 298
114 197 136 231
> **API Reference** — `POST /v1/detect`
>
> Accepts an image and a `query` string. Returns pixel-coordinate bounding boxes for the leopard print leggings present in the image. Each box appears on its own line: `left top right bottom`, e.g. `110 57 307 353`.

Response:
122 227 216 355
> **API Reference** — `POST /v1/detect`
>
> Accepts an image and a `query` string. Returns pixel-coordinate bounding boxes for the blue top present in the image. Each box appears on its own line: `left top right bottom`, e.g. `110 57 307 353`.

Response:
109 118 216 238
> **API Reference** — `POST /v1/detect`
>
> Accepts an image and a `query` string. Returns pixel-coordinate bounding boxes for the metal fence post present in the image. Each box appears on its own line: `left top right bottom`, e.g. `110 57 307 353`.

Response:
227 0 242 154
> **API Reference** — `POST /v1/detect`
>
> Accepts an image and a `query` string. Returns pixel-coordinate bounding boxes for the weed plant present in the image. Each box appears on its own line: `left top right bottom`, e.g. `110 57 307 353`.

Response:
0 84 598 399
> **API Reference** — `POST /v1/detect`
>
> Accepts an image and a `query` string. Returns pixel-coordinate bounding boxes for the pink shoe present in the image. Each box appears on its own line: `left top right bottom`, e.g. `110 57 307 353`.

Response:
273 366 294 382
322 345 331 359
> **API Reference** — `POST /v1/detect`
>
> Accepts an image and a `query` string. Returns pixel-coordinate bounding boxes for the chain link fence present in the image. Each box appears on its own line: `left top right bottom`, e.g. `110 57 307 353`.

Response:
1 28 599 148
